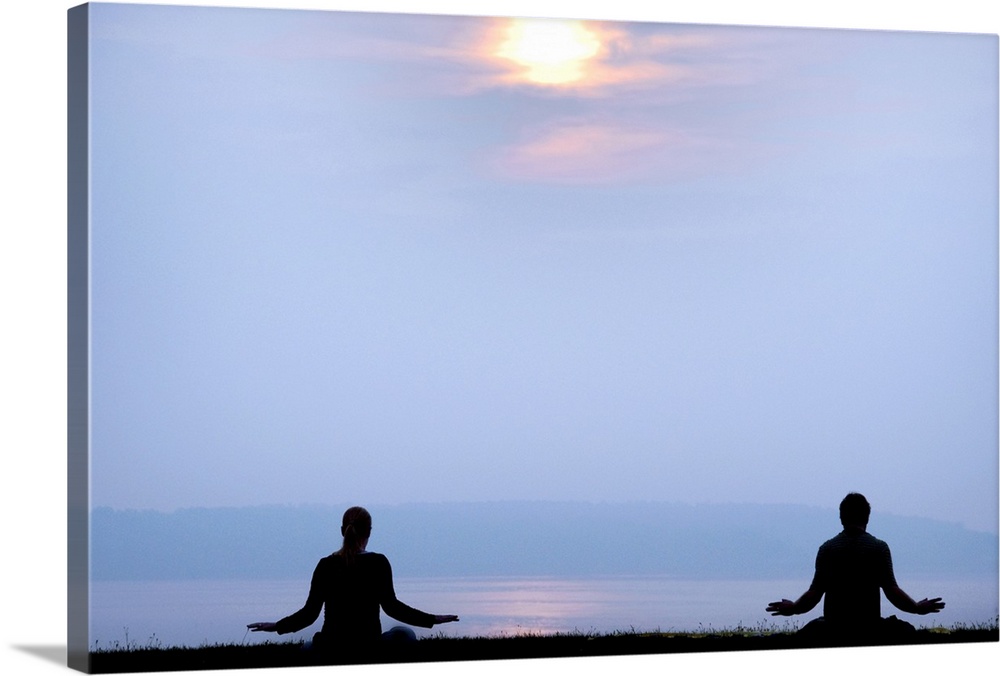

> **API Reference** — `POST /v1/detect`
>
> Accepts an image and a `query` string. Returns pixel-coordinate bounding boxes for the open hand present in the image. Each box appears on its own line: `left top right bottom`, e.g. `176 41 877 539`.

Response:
766 599 796 616
915 598 945 615
433 615 459 625
247 622 278 632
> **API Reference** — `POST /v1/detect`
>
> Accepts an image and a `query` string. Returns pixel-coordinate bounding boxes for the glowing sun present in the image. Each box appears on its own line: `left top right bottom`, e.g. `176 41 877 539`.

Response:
495 19 602 85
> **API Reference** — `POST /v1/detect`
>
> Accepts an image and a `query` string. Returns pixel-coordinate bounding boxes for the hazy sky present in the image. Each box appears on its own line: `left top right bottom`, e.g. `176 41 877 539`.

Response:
85 2 998 533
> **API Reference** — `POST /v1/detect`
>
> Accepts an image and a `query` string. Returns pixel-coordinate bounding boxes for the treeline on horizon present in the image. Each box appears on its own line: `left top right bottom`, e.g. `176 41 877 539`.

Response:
90 501 999 582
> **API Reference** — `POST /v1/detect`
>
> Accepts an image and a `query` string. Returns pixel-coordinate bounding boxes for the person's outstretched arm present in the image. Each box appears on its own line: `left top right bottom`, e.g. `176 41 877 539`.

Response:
248 560 326 635
766 586 822 616
883 585 945 615
375 555 459 628
876 540 944 615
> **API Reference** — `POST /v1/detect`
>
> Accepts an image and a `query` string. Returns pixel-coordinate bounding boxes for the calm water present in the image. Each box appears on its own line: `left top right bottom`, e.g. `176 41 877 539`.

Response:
89 575 998 650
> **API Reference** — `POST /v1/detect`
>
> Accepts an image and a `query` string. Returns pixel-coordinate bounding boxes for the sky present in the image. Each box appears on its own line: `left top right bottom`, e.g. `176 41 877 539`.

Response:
80 3 999 534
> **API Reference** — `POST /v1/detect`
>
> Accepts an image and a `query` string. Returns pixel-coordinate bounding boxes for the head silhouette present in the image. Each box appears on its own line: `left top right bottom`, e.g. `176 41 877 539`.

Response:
839 492 871 528
338 506 372 564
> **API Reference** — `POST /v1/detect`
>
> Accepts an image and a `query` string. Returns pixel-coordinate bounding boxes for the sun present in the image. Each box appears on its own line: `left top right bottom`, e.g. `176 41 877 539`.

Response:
495 19 602 86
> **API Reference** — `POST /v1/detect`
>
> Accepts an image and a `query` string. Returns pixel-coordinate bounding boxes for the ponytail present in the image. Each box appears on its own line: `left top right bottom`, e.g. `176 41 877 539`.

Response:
336 506 372 567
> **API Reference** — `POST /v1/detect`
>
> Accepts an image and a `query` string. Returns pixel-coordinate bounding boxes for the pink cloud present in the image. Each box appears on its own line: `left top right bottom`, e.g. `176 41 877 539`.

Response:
487 121 731 184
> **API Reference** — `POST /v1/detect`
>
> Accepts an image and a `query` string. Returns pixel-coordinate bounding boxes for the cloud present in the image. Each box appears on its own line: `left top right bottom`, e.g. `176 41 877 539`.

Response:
242 14 861 185
261 15 746 99
470 21 813 184
486 120 730 184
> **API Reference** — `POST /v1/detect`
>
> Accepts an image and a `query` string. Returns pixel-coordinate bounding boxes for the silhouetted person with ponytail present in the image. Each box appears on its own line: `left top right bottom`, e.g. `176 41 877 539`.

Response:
248 506 458 659
766 492 944 644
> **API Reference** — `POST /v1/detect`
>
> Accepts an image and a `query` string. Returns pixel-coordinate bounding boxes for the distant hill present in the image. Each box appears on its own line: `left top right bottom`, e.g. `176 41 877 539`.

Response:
90 501 998 581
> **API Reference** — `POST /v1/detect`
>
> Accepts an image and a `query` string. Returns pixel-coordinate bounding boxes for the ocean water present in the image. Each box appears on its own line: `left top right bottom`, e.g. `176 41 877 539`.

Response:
88 575 998 650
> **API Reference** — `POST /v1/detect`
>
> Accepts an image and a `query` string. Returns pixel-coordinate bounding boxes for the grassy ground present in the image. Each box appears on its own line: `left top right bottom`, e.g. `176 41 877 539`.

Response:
87 621 999 674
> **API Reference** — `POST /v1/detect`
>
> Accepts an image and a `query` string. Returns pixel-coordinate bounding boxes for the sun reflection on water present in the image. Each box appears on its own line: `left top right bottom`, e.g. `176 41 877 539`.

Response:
397 576 637 637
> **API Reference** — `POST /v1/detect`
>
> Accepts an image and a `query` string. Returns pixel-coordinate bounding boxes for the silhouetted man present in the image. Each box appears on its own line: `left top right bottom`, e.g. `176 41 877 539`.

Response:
766 492 945 643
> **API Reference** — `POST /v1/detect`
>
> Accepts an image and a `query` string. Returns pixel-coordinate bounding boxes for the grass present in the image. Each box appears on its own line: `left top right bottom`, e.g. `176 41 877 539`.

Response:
87 618 999 674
